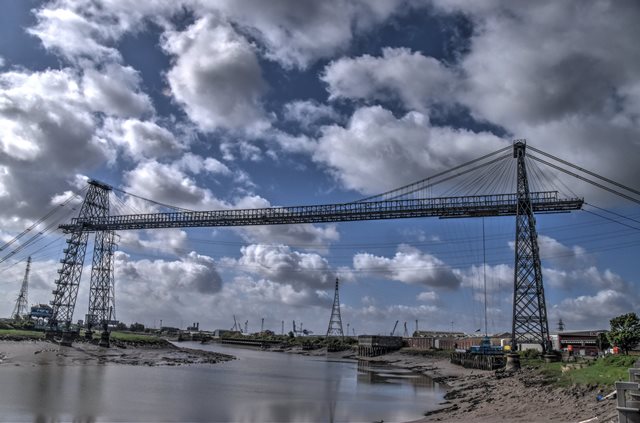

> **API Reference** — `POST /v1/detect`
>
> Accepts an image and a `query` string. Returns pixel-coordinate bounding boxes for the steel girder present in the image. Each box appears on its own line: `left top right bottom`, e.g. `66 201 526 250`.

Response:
511 141 551 352
49 181 112 329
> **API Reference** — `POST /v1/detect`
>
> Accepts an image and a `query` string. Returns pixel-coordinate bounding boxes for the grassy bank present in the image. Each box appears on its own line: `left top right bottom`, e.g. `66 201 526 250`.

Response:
99 331 168 346
0 329 44 340
525 355 637 388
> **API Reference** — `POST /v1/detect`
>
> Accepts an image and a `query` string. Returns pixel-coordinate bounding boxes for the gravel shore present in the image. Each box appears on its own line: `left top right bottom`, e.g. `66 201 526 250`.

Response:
362 350 619 423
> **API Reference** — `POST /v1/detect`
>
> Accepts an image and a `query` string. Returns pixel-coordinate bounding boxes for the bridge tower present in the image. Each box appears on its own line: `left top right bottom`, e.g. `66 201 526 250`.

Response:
11 256 31 320
511 141 551 352
326 277 344 338
49 180 116 344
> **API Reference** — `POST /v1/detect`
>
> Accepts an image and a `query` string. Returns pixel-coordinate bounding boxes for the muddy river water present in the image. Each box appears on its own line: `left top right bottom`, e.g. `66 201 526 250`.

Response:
0 341 446 422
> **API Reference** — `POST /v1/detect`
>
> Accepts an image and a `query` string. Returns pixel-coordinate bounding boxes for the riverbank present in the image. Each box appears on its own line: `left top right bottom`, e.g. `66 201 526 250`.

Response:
0 339 235 367
362 350 620 423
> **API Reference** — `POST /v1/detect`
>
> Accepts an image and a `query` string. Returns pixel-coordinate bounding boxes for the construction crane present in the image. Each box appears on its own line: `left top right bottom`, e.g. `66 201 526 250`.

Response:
403 322 409 337
244 320 248 334
390 320 399 336
231 315 240 332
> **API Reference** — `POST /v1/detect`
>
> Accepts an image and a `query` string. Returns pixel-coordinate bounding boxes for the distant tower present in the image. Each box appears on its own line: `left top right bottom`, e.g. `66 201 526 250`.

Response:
326 278 344 338
557 318 565 332
12 257 31 320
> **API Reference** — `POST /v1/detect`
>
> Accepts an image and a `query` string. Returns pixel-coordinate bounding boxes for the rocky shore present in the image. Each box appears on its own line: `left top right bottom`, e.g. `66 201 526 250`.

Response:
362 351 619 423
0 339 235 367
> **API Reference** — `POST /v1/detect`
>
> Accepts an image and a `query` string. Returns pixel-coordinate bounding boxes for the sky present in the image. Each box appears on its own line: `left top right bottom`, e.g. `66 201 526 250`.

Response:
1 0 639 336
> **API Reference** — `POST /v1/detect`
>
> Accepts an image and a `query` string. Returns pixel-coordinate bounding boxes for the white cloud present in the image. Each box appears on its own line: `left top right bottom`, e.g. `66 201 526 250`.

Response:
28 0 184 63
550 289 639 330
82 64 153 118
0 68 113 223
116 250 222 295
432 1 640 197
353 244 460 288
161 16 269 134
322 47 456 110
103 118 185 161
283 100 340 129
314 105 505 194
417 291 438 302
118 229 189 256
225 243 335 290
195 0 411 69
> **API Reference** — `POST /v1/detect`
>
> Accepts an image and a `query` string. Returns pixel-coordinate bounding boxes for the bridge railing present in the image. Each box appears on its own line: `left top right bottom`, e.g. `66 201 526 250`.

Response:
60 191 583 232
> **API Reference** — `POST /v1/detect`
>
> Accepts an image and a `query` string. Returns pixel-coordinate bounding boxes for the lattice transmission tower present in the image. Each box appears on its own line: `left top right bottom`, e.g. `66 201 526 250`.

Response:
50 180 116 332
511 141 551 352
326 278 344 338
11 256 31 320
86 229 117 333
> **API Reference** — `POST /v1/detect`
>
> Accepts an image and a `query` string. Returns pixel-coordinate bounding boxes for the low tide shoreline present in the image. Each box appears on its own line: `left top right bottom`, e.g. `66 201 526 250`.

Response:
361 350 619 423
1 338 624 422
0 338 235 367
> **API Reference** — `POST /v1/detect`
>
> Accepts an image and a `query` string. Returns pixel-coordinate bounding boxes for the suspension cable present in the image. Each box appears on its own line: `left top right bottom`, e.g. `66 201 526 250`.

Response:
529 154 640 205
354 145 512 202
528 146 640 197
110 186 194 213
0 186 87 252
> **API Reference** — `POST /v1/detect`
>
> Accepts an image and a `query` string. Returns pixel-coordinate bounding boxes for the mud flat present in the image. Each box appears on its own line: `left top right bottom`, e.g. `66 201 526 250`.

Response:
0 339 235 367
361 350 619 423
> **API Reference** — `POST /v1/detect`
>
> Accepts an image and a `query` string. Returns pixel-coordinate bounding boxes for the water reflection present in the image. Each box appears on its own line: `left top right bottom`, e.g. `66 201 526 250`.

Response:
0 343 445 422
357 359 441 391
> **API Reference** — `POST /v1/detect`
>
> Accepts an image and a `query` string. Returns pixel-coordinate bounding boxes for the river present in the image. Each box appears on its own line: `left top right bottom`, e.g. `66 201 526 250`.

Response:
0 341 446 422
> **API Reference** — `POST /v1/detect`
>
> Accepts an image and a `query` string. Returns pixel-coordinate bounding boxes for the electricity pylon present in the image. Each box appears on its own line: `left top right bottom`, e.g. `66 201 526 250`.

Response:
11 257 31 320
326 278 344 338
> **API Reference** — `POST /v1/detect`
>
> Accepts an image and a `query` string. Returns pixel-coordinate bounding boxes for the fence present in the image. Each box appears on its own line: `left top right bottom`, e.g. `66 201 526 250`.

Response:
616 360 640 423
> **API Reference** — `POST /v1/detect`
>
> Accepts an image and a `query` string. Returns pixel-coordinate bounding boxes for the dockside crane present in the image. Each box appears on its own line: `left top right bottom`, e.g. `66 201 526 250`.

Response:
390 320 399 336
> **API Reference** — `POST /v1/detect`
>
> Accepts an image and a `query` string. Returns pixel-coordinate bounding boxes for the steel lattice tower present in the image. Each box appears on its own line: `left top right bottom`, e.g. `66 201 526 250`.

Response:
511 141 551 352
50 180 112 329
86 229 117 330
11 256 31 320
326 278 344 338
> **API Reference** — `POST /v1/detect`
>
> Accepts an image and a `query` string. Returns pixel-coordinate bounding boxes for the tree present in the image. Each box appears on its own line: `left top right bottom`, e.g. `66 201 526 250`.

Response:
130 322 145 332
607 312 640 355
596 332 610 352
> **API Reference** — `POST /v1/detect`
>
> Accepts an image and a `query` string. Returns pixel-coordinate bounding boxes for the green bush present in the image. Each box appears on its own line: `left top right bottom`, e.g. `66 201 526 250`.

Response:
521 348 541 359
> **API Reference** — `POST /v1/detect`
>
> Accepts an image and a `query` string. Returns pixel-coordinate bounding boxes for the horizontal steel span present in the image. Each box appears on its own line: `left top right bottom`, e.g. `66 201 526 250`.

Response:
59 191 583 232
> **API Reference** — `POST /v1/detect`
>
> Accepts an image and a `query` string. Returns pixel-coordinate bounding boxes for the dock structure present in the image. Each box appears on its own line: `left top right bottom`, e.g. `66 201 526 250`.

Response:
357 335 404 357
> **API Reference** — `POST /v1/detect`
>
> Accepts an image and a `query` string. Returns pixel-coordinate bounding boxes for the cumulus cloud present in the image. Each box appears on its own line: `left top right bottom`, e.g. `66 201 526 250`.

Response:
162 16 269 133
116 250 222 295
550 289 639 329
322 47 456 110
314 105 505 194
118 229 189 256
431 1 640 197
225 243 335 290
82 64 153 118
0 68 112 226
353 244 460 288
417 290 439 302
195 0 412 69
102 118 185 161
282 100 340 130
29 0 183 63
